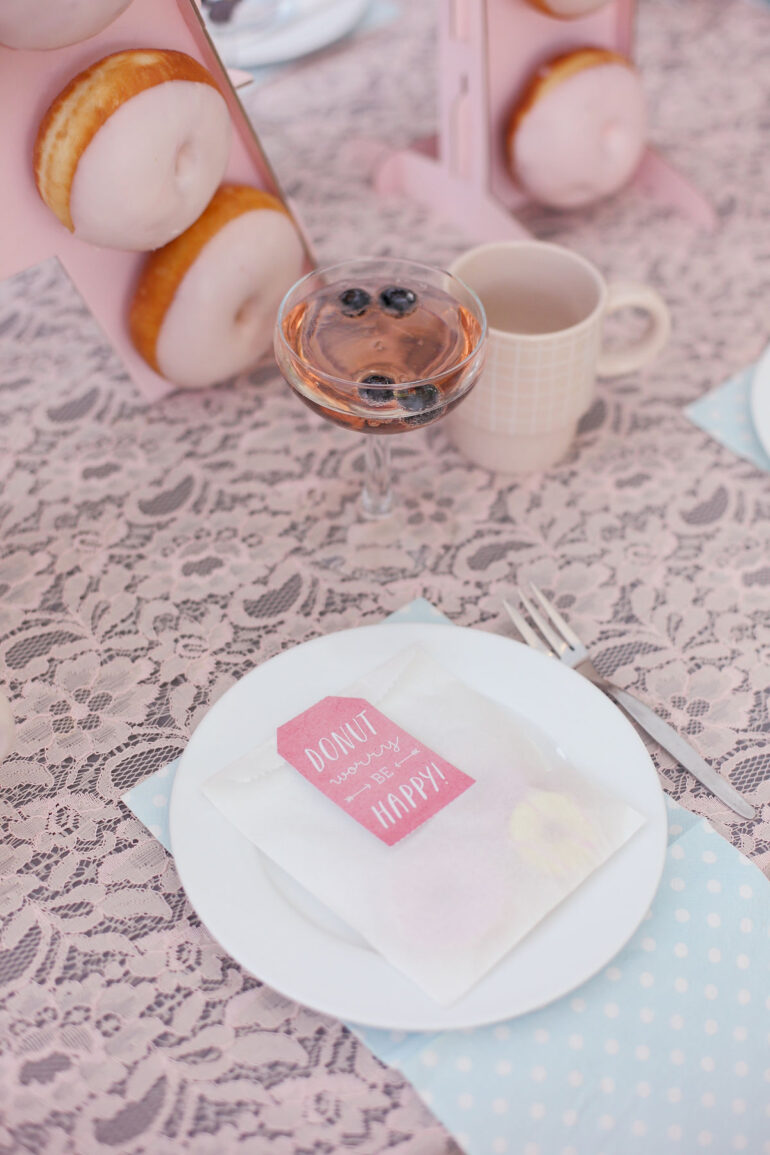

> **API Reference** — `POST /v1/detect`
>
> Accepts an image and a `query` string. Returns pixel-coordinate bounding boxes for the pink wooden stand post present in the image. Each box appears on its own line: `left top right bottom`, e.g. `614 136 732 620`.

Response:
375 0 529 241
0 0 314 403
373 0 715 240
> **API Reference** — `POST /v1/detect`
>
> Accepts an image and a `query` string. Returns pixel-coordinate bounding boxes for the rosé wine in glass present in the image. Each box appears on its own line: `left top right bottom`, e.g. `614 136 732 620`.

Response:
274 258 487 516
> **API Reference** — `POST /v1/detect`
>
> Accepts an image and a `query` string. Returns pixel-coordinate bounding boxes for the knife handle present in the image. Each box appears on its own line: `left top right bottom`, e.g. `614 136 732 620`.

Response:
607 686 756 820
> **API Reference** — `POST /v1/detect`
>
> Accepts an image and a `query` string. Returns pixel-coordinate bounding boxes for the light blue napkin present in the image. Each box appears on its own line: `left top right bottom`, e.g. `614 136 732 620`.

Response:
358 800 770 1153
685 361 770 471
122 600 770 1154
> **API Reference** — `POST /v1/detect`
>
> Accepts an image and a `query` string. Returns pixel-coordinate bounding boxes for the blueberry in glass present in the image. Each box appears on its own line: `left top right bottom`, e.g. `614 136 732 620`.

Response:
398 383 442 426
379 286 418 317
339 287 372 317
359 374 396 405
399 383 439 412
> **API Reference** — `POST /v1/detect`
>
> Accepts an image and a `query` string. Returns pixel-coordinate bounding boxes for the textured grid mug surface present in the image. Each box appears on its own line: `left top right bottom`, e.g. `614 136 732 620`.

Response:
461 321 601 435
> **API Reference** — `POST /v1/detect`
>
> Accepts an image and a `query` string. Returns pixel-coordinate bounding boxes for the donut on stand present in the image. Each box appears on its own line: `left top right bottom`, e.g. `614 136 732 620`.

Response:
526 0 611 19
34 48 232 251
506 48 647 209
0 0 134 50
1 0 315 402
366 1 713 241
129 184 306 389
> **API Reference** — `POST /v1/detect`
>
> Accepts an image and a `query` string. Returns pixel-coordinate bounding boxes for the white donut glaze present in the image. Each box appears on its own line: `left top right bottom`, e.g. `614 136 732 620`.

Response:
511 63 646 209
69 80 231 251
532 0 610 18
155 209 305 389
0 0 133 50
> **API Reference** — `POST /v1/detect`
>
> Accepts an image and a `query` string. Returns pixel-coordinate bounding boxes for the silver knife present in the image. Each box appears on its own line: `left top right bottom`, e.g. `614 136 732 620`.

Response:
503 596 756 820
580 667 756 820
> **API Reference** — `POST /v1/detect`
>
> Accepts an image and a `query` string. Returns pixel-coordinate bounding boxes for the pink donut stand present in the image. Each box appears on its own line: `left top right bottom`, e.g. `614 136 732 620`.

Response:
0 0 315 402
370 0 716 241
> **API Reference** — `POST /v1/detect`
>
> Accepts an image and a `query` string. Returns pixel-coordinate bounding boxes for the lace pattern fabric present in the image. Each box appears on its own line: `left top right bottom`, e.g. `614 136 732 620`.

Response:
0 0 769 1149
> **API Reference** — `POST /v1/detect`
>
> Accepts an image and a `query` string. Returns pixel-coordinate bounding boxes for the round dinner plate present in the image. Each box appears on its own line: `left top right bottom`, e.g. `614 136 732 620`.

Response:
170 623 667 1031
205 0 370 68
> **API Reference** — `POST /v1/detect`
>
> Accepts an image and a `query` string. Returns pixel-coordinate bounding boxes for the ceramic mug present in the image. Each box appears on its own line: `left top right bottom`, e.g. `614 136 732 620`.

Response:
446 240 671 472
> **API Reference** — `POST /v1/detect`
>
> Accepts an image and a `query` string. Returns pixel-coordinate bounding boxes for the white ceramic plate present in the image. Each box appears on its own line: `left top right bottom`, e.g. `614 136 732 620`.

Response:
749 341 770 460
205 0 370 68
170 623 667 1031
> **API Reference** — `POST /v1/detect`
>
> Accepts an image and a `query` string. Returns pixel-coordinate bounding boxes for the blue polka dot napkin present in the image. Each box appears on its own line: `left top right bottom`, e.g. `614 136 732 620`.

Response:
685 360 770 471
356 799 770 1153
122 600 770 1155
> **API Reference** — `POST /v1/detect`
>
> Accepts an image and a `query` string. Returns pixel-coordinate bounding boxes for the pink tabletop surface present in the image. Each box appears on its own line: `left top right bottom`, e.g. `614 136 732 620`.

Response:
0 1 769 1151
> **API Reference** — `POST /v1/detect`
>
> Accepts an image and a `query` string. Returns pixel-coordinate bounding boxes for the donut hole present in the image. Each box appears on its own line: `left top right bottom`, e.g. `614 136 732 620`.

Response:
174 140 198 188
602 121 631 159
234 295 262 332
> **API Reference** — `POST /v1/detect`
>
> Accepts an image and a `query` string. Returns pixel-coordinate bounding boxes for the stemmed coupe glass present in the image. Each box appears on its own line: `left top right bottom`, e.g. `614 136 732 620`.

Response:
274 257 487 518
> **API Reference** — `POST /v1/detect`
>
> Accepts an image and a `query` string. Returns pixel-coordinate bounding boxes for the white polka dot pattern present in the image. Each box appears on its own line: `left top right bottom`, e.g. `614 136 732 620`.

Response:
355 796 770 1152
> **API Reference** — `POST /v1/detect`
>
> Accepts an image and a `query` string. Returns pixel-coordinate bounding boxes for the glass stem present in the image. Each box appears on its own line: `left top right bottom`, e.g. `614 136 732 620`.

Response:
361 436 393 518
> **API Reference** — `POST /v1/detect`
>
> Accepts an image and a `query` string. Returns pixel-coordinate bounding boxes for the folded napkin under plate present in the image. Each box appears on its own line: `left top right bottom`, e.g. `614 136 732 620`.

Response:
122 599 770 1154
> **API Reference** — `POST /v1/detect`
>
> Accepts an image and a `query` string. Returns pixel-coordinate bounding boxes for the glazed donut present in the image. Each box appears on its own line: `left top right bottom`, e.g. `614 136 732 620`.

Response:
34 49 232 251
526 0 611 18
0 0 133 50
129 184 306 389
506 48 646 210
384 842 509 954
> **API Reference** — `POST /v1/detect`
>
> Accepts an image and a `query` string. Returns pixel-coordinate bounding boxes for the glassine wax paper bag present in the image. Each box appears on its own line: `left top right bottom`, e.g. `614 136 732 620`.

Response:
203 646 644 1005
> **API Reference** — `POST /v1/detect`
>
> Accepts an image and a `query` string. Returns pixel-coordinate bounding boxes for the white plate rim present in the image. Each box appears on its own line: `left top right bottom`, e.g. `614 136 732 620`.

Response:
170 622 668 1031
206 0 370 68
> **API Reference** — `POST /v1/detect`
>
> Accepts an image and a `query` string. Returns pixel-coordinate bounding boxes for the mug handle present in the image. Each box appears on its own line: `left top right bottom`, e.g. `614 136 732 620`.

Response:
596 282 671 378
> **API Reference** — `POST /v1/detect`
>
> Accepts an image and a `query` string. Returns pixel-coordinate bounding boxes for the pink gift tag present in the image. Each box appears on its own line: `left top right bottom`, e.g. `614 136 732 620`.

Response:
276 697 475 846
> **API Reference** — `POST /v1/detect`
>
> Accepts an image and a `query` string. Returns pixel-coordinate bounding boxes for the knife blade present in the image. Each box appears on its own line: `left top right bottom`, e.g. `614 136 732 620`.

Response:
605 685 756 820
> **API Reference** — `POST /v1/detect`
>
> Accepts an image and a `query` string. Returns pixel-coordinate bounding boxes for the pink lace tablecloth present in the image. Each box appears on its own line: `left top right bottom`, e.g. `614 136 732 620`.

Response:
1 1 769 1150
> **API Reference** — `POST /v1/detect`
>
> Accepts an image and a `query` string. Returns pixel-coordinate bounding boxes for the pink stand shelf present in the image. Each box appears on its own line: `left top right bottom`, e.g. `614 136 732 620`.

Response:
0 0 314 402
372 0 716 241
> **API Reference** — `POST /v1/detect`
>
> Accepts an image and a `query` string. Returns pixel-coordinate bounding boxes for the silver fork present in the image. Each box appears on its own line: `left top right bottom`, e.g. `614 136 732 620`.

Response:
504 585 756 820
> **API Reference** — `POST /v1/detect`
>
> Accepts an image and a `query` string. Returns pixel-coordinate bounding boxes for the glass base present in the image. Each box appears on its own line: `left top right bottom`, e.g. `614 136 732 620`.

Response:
360 487 393 519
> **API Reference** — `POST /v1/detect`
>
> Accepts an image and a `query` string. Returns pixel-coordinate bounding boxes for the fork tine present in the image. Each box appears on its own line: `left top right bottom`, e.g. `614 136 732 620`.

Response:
502 598 550 654
517 589 567 656
529 583 581 650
